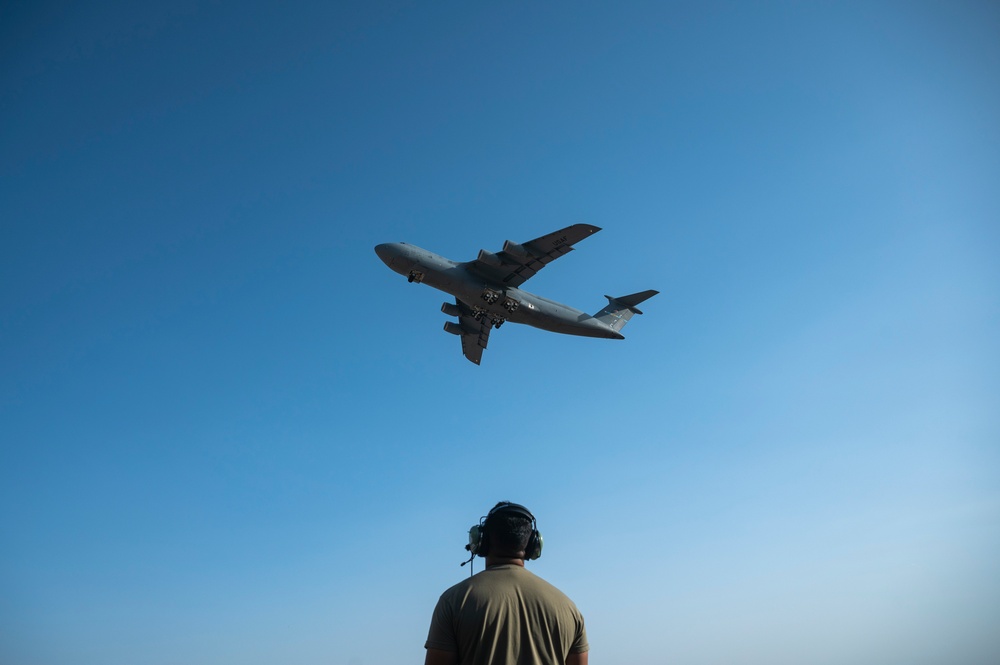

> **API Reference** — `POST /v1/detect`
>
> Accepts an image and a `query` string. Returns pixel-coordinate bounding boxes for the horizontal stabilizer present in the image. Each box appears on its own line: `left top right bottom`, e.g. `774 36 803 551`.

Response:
594 290 659 332
605 289 658 314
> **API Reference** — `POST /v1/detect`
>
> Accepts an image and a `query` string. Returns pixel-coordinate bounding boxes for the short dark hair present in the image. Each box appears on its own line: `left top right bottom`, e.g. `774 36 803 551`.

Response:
486 510 532 554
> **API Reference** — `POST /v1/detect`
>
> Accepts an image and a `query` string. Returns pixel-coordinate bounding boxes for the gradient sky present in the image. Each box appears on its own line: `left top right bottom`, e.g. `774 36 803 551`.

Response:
2 2 998 664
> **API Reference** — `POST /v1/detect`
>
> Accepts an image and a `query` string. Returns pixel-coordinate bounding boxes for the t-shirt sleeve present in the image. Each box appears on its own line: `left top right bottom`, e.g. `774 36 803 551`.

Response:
570 610 589 653
424 595 459 652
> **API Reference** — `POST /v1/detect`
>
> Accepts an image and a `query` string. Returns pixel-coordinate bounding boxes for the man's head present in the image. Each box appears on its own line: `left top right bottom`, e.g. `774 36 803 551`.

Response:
469 501 543 561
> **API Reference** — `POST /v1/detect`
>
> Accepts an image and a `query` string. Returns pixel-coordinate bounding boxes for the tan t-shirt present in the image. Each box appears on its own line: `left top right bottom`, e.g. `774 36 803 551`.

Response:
425 564 589 665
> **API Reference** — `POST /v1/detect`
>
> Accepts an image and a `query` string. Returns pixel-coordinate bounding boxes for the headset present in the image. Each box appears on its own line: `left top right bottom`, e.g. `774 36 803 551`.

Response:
464 501 543 565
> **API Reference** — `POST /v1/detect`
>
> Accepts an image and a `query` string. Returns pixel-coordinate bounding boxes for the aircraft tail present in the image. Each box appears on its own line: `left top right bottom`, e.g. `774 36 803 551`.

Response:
594 290 659 333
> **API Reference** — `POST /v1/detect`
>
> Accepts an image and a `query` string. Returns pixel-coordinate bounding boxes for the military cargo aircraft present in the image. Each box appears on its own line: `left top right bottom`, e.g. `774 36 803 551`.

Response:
375 224 657 364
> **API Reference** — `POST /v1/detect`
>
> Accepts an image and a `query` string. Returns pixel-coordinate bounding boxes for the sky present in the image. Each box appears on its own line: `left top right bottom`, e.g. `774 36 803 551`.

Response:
1 1 998 664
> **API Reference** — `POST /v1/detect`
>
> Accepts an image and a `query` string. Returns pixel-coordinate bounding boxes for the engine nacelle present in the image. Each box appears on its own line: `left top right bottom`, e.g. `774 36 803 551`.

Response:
443 321 465 336
477 249 503 267
502 240 530 260
441 302 460 317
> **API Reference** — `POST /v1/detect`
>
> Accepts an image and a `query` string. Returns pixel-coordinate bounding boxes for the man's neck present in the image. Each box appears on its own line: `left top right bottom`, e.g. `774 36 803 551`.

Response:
485 555 525 568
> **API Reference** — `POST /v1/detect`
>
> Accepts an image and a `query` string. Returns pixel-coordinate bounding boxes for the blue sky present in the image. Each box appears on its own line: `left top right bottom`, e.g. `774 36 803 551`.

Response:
2 2 998 664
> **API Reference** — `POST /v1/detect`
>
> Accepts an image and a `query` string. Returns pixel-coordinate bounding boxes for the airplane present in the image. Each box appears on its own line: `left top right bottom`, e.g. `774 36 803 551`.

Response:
375 224 658 365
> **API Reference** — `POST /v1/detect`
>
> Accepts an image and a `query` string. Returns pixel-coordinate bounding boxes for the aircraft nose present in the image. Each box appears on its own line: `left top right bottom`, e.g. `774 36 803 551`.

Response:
375 242 415 274
374 243 398 266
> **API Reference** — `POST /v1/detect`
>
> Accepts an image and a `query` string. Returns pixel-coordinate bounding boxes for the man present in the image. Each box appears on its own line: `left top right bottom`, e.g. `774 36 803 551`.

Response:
424 501 589 665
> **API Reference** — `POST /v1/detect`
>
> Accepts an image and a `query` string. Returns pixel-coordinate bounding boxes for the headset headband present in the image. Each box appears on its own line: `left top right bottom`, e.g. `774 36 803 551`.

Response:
486 502 535 524
464 501 543 569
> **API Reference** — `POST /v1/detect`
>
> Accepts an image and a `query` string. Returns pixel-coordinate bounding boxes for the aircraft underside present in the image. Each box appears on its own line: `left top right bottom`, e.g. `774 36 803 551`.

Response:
375 224 657 364
407 269 521 330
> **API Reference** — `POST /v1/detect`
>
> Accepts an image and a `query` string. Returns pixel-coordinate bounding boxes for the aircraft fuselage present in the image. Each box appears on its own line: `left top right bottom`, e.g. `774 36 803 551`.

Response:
375 242 623 339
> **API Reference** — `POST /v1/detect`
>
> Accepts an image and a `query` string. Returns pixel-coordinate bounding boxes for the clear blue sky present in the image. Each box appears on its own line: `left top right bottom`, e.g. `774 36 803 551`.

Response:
2 2 998 664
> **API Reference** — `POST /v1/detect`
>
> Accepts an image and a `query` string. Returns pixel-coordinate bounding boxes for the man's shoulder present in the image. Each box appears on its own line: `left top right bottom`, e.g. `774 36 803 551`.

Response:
516 568 579 604
444 566 577 605
439 575 474 595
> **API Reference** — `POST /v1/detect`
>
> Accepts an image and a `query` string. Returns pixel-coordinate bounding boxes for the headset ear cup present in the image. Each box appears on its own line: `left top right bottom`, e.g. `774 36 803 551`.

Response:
468 525 483 556
470 524 491 557
526 530 543 560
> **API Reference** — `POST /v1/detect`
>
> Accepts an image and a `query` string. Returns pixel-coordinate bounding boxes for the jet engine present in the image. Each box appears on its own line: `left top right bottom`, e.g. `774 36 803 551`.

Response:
502 240 530 260
441 302 460 317
443 321 465 336
477 249 503 267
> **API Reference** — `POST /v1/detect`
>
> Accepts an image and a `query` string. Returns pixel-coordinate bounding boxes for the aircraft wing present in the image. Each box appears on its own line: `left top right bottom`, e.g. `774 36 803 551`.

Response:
469 223 601 288
454 299 492 365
